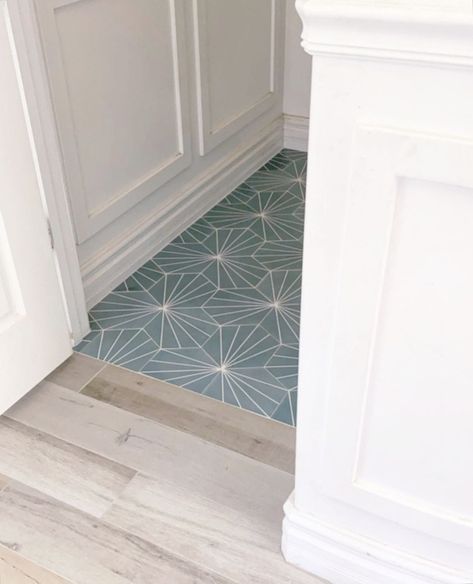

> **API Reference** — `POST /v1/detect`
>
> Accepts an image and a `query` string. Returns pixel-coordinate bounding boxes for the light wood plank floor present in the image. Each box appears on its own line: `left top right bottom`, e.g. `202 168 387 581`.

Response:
0 355 324 584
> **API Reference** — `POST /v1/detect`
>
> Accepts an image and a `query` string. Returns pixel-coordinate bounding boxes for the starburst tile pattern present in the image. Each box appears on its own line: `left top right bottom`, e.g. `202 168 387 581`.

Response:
153 229 267 289
143 326 287 417
76 329 159 372
255 240 303 272
76 149 306 425
205 271 301 345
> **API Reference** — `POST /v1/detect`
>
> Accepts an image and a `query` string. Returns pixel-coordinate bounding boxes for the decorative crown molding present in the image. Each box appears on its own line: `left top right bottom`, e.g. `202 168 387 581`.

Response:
295 0 473 66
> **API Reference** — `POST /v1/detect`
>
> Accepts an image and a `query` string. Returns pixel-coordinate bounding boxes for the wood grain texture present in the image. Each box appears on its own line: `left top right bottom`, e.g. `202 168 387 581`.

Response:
82 364 296 472
7 382 293 528
45 353 105 392
104 473 322 584
0 418 135 517
0 543 72 584
0 483 234 584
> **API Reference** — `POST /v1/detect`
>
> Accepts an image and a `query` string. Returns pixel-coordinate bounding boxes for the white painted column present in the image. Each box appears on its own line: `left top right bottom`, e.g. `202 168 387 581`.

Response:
283 2 473 583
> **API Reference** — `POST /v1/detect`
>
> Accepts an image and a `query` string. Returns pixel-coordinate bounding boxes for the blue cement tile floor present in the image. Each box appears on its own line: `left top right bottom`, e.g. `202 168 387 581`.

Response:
76 149 306 426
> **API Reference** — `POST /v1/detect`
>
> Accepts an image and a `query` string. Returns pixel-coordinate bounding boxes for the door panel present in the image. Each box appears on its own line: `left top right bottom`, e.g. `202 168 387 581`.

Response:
0 0 71 413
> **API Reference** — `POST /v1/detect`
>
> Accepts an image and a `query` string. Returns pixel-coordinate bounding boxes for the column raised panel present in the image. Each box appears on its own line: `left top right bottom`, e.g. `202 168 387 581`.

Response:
319 126 473 550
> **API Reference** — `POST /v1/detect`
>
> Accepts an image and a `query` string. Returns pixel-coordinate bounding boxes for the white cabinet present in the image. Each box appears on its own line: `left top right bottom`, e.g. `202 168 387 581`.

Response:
283 2 473 583
35 0 285 306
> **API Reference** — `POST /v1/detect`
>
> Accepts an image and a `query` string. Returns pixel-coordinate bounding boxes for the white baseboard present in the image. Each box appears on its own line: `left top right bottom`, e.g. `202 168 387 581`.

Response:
82 117 283 309
282 495 469 584
283 114 309 152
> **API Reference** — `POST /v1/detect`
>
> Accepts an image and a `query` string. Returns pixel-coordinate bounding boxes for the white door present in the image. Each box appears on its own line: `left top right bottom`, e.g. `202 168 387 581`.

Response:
0 0 72 414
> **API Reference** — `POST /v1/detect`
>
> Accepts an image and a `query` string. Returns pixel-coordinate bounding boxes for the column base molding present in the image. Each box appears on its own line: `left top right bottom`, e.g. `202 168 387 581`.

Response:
282 495 469 584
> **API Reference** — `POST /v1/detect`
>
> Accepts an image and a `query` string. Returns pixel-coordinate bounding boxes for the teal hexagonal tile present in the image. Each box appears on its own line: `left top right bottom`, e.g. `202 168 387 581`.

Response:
115 259 163 292
254 239 303 271
142 325 286 417
245 191 303 241
173 217 215 244
91 276 218 349
204 270 301 345
245 165 305 195
153 229 267 288
272 390 298 426
145 273 218 348
266 344 299 390
76 329 158 371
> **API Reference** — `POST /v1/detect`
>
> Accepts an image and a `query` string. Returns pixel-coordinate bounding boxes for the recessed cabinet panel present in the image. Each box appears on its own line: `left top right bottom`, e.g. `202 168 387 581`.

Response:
37 0 191 242
194 0 278 154
205 0 273 132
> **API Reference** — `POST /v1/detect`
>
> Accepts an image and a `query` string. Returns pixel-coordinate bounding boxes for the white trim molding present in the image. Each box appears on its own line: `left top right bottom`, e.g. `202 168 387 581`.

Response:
283 496 470 584
296 0 473 66
283 114 309 152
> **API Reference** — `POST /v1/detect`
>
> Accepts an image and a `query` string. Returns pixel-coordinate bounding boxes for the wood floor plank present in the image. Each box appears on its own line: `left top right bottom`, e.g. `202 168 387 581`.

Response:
6 382 294 528
0 543 72 584
0 483 234 584
82 364 295 473
0 474 8 489
104 473 322 584
45 353 105 392
0 417 135 517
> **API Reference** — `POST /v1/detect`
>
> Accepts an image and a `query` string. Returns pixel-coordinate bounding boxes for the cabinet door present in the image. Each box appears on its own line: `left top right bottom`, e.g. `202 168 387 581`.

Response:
0 0 71 414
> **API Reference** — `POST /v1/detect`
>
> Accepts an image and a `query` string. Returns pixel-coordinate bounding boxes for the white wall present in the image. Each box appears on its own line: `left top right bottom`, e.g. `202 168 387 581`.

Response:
283 0 311 118
35 0 286 308
283 0 311 150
